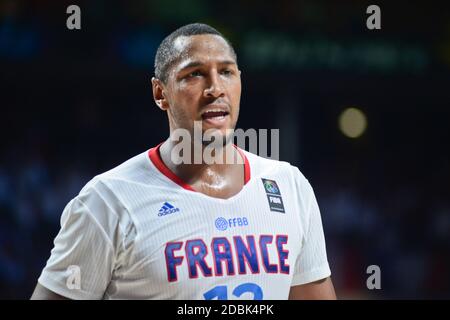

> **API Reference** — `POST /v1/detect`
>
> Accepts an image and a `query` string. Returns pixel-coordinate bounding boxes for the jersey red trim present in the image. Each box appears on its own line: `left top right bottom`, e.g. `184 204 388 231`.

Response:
148 143 196 192
148 143 251 191
234 145 251 184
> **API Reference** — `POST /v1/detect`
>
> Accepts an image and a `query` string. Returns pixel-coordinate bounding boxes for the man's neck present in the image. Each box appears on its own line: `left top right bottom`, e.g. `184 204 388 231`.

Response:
159 139 245 198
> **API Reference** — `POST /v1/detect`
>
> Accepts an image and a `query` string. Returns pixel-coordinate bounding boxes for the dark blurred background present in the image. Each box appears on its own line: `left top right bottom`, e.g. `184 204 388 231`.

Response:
1 0 449 299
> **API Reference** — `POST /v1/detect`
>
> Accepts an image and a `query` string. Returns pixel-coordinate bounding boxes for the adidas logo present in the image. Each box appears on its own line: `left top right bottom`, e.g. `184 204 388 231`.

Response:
158 202 180 217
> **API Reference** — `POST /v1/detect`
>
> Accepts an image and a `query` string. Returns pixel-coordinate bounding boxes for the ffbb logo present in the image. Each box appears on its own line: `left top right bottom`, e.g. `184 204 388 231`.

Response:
215 217 249 231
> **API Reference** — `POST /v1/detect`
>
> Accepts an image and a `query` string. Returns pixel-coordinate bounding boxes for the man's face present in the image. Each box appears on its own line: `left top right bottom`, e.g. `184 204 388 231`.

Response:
161 34 241 144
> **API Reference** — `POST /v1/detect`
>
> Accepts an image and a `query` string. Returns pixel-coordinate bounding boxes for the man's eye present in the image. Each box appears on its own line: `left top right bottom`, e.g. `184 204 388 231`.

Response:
221 69 232 76
188 71 202 77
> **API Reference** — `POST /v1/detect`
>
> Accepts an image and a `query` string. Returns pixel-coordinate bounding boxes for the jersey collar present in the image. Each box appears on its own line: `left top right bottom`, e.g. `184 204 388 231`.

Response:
148 142 251 192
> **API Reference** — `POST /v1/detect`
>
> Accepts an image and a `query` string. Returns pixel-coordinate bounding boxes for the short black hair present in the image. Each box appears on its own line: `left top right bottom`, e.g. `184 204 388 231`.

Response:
154 23 237 84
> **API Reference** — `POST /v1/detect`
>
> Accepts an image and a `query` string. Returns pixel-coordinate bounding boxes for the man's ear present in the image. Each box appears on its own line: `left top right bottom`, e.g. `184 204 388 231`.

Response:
151 77 170 111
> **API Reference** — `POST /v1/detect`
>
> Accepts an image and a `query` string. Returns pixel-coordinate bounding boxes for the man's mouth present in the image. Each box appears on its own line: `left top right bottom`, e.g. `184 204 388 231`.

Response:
201 110 230 121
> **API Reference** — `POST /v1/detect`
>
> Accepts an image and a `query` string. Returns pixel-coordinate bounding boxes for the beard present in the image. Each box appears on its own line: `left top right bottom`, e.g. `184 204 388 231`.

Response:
201 129 234 147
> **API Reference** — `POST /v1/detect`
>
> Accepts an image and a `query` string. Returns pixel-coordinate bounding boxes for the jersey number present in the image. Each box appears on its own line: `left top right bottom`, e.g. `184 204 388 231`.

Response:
203 283 263 300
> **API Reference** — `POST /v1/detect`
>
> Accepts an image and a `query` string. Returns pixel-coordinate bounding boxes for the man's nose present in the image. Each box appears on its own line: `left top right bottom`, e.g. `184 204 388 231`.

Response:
203 72 225 98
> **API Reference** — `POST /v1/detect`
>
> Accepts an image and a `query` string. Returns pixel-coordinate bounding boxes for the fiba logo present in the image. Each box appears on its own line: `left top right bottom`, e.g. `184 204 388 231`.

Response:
215 217 228 231
215 217 249 231
264 181 278 194
262 179 280 195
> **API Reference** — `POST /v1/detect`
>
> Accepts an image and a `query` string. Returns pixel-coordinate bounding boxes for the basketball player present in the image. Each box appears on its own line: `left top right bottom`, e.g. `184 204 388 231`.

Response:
31 23 336 300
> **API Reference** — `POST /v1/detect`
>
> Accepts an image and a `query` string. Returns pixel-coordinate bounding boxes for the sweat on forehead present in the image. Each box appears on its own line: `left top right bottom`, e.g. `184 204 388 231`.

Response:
154 28 237 83
171 34 235 65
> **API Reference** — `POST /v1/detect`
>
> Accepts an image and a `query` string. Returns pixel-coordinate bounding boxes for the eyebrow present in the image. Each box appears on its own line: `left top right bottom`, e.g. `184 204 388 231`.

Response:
177 60 236 72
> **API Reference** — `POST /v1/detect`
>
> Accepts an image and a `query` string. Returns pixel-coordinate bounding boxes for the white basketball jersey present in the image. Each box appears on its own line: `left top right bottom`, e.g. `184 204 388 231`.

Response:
38 144 331 300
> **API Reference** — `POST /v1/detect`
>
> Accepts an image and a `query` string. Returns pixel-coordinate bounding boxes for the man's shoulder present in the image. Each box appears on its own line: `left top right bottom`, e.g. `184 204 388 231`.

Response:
59 152 148 248
63 150 154 225
243 149 307 182
79 150 154 196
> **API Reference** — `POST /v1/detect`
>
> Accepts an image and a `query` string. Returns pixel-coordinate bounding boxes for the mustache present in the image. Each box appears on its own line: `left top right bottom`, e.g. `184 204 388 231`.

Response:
201 99 230 108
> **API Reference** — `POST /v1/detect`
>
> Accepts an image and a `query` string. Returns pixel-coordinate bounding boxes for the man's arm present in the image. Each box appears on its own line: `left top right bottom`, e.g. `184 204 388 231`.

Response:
289 277 337 300
33 194 116 300
30 283 70 300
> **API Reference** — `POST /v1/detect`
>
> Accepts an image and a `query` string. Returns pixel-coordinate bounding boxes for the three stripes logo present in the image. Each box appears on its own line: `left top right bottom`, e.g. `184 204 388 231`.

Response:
158 202 180 217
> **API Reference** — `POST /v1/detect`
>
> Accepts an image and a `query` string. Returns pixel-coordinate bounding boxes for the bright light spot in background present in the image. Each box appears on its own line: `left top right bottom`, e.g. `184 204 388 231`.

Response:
339 107 367 138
